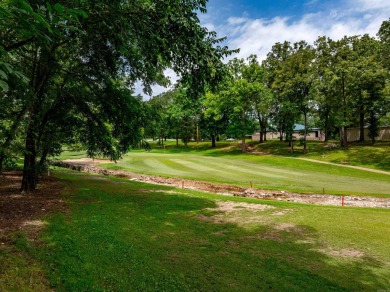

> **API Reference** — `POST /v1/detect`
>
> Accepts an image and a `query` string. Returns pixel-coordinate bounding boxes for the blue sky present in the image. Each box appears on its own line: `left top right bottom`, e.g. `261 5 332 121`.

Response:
136 0 390 98
204 0 327 23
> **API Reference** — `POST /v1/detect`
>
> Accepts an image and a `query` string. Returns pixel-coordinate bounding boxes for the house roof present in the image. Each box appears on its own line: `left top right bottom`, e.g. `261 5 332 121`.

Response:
294 124 305 131
294 124 322 131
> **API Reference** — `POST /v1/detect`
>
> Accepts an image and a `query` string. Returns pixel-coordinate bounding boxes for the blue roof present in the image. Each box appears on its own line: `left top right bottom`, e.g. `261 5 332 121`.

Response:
293 124 305 131
294 124 322 131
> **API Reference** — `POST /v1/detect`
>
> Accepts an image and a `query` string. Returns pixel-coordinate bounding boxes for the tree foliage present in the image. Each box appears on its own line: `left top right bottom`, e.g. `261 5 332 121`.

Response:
0 0 234 191
150 19 389 153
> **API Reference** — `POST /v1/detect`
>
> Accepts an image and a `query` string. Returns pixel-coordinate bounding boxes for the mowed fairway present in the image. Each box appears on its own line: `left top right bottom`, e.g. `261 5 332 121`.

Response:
101 151 390 197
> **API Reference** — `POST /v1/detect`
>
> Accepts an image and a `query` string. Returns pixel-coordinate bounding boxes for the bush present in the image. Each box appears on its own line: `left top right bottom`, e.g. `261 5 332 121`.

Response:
3 154 19 170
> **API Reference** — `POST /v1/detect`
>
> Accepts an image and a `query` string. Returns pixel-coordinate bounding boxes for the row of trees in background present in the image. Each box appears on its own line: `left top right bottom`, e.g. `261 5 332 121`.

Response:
0 0 234 191
145 19 390 153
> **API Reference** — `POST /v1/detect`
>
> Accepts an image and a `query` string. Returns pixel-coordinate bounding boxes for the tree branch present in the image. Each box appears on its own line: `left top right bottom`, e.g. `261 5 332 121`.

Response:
4 37 36 52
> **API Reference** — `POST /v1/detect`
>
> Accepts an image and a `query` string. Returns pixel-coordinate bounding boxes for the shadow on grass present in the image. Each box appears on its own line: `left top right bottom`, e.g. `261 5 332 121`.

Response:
344 142 390 171
255 140 390 171
150 141 244 156
35 174 390 291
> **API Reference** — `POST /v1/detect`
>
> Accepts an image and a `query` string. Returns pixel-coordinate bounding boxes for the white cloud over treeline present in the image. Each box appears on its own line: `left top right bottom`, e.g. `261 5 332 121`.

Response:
137 0 390 99
219 0 390 61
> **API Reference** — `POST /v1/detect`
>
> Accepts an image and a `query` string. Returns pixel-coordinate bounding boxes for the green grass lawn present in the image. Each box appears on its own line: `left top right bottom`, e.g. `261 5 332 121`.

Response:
100 153 389 197
58 149 91 160
57 140 390 197
2 170 389 291
254 140 390 171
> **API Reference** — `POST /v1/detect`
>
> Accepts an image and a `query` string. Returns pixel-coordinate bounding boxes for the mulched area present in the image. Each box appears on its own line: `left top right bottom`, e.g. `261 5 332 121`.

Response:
0 171 67 244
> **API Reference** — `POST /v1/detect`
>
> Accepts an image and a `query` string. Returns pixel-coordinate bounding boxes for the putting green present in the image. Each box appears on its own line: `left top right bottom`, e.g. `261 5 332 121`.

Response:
101 152 390 196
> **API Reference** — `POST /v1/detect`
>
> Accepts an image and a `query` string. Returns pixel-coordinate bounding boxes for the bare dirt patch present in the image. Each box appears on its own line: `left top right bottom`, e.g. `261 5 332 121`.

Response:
210 201 275 213
0 171 67 244
318 248 365 259
271 209 294 216
54 160 390 209
195 201 273 226
274 223 298 231
273 222 307 234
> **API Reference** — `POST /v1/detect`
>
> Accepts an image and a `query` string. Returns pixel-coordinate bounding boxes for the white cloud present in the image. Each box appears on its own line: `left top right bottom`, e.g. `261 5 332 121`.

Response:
353 0 390 11
305 0 319 6
136 0 390 99
223 16 323 61
215 0 390 61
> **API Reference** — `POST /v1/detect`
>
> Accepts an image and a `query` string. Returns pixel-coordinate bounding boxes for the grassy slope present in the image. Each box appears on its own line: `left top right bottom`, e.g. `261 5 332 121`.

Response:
254 140 390 171
100 154 390 197
13 171 389 291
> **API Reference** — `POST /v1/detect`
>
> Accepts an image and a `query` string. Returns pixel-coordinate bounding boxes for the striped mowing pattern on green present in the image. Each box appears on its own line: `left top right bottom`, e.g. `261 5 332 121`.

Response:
109 153 390 196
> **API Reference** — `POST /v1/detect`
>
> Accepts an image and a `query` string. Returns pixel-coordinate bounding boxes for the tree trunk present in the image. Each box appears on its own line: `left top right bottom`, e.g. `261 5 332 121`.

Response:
211 134 216 148
21 128 38 192
279 124 283 141
324 112 329 142
344 127 348 149
0 154 4 174
303 110 307 155
341 73 348 149
260 118 267 142
241 135 246 153
38 142 51 172
340 126 348 149
196 125 199 144
20 46 55 191
241 109 246 153
359 107 365 142
176 135 179 147
257 112 263 143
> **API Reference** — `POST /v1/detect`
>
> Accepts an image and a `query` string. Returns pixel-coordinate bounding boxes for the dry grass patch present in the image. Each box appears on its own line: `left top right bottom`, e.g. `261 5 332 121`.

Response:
271 209 294 216
210 201 275 213
195 201 276 227
318 248 365 259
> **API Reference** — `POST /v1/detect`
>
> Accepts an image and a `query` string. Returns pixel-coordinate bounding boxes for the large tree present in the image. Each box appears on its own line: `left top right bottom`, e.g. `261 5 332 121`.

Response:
242 55 273 144
272 41 314 153
221 58 258 152
167 87 200 147
349 35 387 143
263 41 293 142
1 0 234 191
312 34 389 146
378 18 390 71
